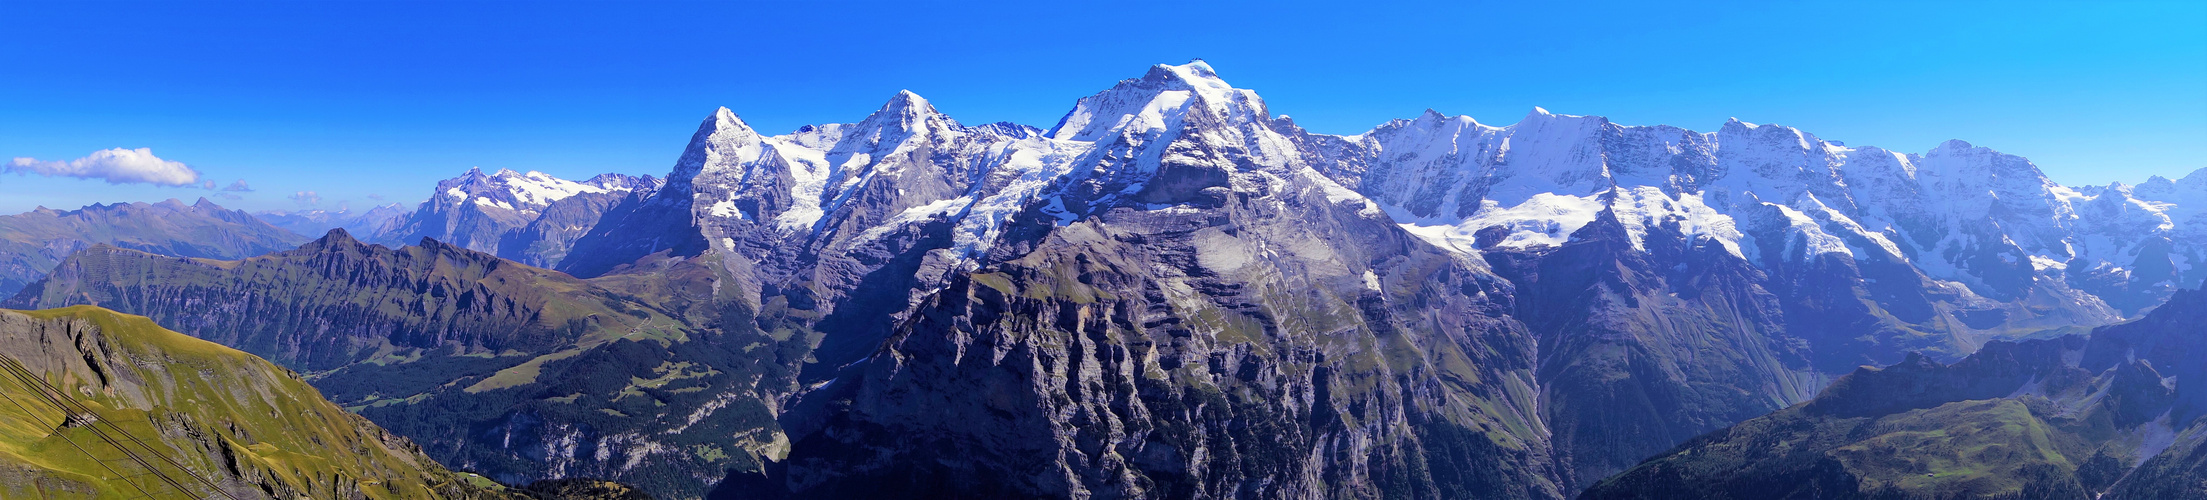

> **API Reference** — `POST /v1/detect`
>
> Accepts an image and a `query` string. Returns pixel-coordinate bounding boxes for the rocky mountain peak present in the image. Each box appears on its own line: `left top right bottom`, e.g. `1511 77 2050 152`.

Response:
663 107 767 193
707 106 754 136
583 172 661 191
840 89 960 151
875 89 937 122
301 226 369 251
2133 166 2207 201
1414 107 1460 125
1518 105 1555 121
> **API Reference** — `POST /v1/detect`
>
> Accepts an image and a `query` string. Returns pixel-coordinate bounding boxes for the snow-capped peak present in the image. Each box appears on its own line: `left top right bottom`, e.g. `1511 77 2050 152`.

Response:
429 166 645 214
661 107 768 194
709 106 754 136
867 90 938 126
837 90 959 152
2134 167 2207 198
1045 59 1268 142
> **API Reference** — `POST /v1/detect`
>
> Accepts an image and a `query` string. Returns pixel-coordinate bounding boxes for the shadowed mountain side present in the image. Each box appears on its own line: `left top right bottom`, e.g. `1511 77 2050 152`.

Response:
1581 282 2207 500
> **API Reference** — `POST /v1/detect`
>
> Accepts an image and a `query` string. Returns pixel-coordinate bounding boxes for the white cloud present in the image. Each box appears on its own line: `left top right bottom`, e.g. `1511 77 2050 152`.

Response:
6 148 203 186
222 179 253 192
289 190 322 206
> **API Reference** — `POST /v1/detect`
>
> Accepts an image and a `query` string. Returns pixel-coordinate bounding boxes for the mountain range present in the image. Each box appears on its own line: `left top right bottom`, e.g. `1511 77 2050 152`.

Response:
3 60 2201 499
0 199 308 297
254 203 410 240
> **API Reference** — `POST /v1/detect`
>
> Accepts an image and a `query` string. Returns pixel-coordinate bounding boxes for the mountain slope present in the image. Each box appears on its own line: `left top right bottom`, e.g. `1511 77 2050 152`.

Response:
0 198 308 297
1581 281 2207 499
0 305 508 499
7 229 662 371
1476 210 1824 489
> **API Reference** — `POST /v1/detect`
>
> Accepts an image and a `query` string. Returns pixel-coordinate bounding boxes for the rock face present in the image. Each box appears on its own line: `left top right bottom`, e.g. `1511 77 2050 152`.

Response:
0 198 308 297
0 306 509 499
1582 282 2207 500
379 168 662 267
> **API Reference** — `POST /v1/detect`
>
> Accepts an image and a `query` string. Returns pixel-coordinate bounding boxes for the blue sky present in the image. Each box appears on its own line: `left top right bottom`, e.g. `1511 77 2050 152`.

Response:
2 1 2202 214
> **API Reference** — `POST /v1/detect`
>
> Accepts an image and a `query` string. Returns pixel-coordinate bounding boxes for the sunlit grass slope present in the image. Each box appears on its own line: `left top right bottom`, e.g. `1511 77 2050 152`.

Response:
0 305 508 499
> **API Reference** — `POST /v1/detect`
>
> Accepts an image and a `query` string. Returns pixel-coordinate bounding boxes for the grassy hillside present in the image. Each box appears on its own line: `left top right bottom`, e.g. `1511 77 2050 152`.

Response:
0 305 511 499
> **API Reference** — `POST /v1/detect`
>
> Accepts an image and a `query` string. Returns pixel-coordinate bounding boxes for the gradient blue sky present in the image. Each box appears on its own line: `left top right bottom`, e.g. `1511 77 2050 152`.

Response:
3 1 2203 214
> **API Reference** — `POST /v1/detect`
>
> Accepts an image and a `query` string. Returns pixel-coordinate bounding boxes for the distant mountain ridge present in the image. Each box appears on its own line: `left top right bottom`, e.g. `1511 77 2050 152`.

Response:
0 198 307 297
255 202 408 238
373 167 663 267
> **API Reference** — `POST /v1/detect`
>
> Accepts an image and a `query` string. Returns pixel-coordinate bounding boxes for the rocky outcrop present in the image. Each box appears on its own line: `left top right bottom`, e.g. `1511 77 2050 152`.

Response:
8 229 621 370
